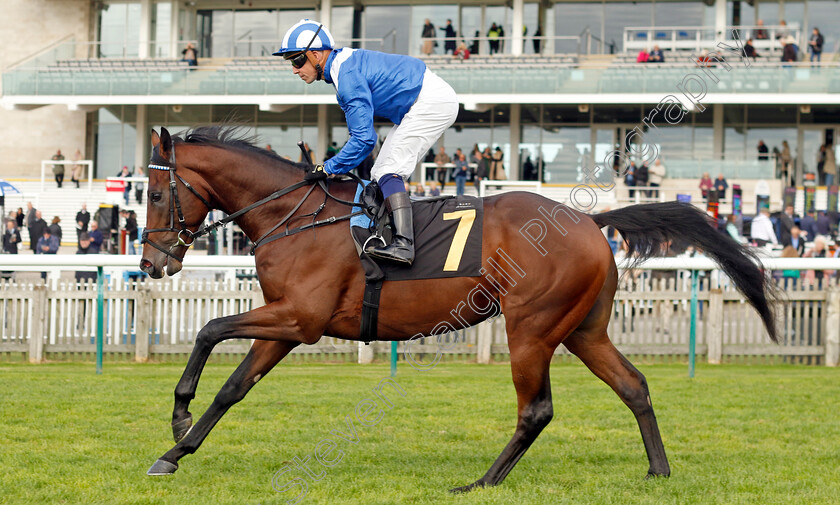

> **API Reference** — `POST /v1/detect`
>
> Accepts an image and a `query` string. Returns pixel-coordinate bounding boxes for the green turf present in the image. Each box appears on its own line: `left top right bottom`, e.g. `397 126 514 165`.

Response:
0 361 837 505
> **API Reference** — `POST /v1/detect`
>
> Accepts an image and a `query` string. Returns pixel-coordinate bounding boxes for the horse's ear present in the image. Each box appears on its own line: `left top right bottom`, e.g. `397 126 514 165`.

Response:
160 128 172 160
151 129 160 148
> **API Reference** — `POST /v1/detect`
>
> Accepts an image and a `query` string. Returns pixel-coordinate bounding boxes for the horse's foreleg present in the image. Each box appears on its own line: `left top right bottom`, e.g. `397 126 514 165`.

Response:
451 343 554 493
170 301 314 442
564 331 670 478
148 339 297 475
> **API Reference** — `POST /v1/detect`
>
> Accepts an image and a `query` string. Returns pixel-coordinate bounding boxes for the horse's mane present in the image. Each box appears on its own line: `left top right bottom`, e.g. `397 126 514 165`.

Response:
173 125 309 172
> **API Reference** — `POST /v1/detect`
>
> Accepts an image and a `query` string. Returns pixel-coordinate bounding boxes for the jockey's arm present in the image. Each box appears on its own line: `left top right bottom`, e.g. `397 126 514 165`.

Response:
324 72 378 175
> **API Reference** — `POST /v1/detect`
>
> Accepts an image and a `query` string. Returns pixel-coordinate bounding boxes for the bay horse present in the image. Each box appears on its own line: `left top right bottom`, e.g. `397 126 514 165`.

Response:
141 126 778 492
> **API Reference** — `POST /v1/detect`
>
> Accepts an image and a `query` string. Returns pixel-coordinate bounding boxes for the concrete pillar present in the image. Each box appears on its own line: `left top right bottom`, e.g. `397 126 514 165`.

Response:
713 103 724 160
714 0 727 39
135 104 148 172
511 0 524 56
544 3 555 55
170 0 181 58
317 104 329 164
509 103 521 179
320 0 332 32
139 0 153 58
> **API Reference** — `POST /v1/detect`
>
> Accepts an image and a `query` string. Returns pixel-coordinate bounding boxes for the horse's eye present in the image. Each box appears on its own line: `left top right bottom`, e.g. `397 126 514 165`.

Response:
150 192 162 202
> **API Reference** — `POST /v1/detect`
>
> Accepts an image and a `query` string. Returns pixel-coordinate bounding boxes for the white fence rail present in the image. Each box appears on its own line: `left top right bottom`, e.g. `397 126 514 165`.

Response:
1 257 839 366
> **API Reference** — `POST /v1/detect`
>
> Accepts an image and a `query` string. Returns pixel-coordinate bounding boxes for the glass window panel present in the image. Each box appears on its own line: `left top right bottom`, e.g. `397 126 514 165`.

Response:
153 2 171 58
443 126 491 161
654 2 705 28
781 2 804 32
593 105 640 124
278 9 318 37
645 125 693 160
485 6 513 54
555 3 602 53
233 10 278 57
693 127 714 159
96 123 122 177
540 127 590 183
739 0 756 25
745 128 796 161
605 2 652 54
724 127 747 161
99 3 140 58
210 10 234 58
801 107 840 125
122 123 136 171
330 6 354 46
365 6 410 54
724 104 746 125
100 107 121 124
461 6 483 55
523 3 540 54
756 1 780 26
747 105 797 124
544 105 590 124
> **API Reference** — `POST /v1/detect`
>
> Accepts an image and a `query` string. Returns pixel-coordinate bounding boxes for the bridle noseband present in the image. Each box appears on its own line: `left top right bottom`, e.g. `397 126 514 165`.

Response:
142 143 212 261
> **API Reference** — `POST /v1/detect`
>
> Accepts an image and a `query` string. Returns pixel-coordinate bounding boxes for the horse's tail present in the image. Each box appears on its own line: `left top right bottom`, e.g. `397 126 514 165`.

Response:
592 202 779 343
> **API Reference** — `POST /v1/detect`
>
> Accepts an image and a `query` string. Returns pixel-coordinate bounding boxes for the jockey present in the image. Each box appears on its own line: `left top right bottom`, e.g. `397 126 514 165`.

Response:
273 19 459 266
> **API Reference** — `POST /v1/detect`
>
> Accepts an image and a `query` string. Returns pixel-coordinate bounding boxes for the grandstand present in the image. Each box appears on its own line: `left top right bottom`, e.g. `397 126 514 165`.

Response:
1 0 839 235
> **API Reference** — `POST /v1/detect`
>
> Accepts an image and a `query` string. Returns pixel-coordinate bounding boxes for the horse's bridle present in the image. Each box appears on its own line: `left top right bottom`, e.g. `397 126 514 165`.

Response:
141 142 365 261
142 143 212 261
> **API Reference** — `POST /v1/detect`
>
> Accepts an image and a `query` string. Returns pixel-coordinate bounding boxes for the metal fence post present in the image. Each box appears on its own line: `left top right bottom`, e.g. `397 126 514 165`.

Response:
825 285 840 367
707 288 724 364
28 284 47 363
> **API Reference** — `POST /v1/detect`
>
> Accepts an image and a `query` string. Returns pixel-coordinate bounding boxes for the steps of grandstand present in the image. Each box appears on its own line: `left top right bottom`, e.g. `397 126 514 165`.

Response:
2 179 147 248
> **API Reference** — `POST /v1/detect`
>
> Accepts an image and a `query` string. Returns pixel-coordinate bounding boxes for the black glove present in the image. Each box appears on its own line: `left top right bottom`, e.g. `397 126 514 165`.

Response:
304 164 328 181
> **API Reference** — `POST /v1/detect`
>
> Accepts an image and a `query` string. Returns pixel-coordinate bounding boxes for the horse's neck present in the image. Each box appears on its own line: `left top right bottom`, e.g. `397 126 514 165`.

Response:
189 146 302 241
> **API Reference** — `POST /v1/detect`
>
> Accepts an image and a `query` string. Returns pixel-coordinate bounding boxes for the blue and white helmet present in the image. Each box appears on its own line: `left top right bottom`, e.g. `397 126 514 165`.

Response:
273 19 335 56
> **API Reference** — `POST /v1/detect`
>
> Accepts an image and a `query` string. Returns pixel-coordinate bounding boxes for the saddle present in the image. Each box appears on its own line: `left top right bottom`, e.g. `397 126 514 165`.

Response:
351 182 484 343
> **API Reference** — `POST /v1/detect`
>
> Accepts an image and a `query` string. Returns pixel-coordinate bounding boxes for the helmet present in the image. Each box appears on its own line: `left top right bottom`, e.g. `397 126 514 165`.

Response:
273 19 335 56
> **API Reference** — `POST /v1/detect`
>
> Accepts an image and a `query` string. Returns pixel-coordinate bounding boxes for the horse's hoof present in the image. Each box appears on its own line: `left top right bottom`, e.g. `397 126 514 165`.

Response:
449 481 486 494
147 459 178 476
645 471 670 480
172 414 193 443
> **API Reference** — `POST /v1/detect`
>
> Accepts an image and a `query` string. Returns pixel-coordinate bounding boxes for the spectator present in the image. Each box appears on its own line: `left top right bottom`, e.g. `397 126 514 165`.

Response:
808 28 824 64
414 183 426 197
533 26 542 54
474 147 491 192
453 152 469 196
181 42 198 66
265 144 277 155
714 173 728 200
423 148 435 164
118 165 132 206
325 142 339 160
775 20 790 41
491 147 505 181
3 219 21 254
636 161 650 197
757 140 769 160
487 23 501 55
625 161 637 198
750 207 778 246
779 140 792 185
439 19 457 55
744 39 760 59
824 143 836 187
454 42 470 60
779 204 796 246
647 45 664 63
70 148 83 188
816 210 831 236
88 221 103 254
778 245 801 287
51 149 65 188
805 235 828 283
725 214 745 244
636 48 649 63
470 30 480 55
421 19 436 55
695 50 714 67
74 233 98 283
15 207 24 229
753 20 768 40
48 216 62 243
75 203 90 242
135 166 145 204
428 181 441 197
434 146 450 187
799 209 818 240
36 229 59 255
789 226 806 256
781 36 797 63
29 210 47 253
125 210 138 255
649 159 666 198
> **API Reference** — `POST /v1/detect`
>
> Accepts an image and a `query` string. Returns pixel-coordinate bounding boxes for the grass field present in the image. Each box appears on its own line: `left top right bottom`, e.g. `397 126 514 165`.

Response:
1 361 838 505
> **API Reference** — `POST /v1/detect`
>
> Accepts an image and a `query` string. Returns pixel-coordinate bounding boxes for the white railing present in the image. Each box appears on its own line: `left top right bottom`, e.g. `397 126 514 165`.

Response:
40 159 94 193
623 24 800 53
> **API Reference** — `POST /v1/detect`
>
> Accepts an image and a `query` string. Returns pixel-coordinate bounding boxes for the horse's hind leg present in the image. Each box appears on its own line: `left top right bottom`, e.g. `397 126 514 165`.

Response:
147 339 297 475
451 341 554 493
564 322 670 477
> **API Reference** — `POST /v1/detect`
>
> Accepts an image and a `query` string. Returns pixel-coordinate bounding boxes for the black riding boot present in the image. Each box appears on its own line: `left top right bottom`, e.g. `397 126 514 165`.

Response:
368 192 415 266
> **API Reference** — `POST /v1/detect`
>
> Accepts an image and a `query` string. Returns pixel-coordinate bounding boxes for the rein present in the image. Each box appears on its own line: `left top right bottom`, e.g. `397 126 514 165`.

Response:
141 143 366 260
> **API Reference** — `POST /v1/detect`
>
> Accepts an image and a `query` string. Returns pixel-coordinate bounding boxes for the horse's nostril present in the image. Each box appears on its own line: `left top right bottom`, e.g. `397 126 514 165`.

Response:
140 259 153 269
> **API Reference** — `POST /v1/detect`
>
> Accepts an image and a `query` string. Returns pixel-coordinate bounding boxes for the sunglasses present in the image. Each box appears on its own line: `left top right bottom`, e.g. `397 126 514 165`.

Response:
286 24 323 69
